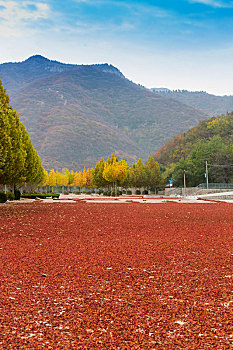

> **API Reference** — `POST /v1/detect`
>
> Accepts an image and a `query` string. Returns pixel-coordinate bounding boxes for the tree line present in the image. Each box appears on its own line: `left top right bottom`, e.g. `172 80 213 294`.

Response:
42 154 162 193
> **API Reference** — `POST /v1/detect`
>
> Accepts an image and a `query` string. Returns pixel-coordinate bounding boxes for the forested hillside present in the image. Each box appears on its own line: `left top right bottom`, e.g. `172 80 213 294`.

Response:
154 113 233 186
151 89 233 117
0 55 206 170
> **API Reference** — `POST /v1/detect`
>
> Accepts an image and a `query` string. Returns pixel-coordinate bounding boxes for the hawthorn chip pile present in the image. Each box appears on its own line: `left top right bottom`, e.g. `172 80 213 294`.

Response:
0 202 232 349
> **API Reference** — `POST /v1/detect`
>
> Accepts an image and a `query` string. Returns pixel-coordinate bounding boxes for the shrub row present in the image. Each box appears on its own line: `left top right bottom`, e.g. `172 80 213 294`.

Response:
103 191 123 197
63 190 96 195
61 189 148 196
82 190 95 195
135 190 148 195
21 193 60 199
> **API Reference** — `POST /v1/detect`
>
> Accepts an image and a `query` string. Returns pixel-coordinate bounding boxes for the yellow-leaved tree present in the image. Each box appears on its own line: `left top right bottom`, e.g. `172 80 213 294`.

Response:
102 154 128 195
48 169 57 192
85 168 93 188
74 167 87 190
55 170 64 187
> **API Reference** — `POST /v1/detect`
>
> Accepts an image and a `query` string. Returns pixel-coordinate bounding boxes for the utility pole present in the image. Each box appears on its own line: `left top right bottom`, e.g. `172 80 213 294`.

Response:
206 161 209 190
183 170 186 197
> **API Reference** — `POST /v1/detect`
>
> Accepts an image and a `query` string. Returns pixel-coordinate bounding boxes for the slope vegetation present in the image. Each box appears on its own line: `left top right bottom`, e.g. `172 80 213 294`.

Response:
154 113 233 165
154 113 233 185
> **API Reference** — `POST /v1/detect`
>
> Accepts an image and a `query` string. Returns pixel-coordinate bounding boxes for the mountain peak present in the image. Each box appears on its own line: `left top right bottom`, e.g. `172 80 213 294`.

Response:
22 56 123 77
24 55 50 63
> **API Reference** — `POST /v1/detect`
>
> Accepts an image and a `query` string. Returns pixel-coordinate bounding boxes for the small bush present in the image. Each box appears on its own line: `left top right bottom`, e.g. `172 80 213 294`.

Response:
82 190 92 195
73 190 80 195
126 190 132 195
111 190 122 196
142 190 148 195
0 192 7 203
103 191 111 196
63 191 69 195
14 189 21 200
135 190 141 195
7 192 15 201
98 189 103 195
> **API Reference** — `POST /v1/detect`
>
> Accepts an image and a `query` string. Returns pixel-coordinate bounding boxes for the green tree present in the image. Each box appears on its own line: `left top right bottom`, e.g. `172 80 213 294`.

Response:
20 124 44 185
92 157 109 188
129 158 146 189
1 106 26 187
144 156 161 192
172 158 187 187
0 80 11 181
172 136 233 186
121 168 131 190
0 79 44 190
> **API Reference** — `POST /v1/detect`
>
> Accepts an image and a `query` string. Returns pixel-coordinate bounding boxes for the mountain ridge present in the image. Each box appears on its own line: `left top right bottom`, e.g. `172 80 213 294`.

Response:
151 88 233 117
0 55 207 170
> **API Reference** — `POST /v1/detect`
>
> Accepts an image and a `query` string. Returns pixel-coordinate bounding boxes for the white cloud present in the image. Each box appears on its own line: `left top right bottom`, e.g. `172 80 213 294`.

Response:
73 0 172 17
189 0 233 8
0 1 50 37
66 19 135 35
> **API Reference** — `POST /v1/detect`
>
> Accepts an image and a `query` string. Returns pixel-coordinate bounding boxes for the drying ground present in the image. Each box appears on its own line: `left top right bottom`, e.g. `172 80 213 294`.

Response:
0 202 232 349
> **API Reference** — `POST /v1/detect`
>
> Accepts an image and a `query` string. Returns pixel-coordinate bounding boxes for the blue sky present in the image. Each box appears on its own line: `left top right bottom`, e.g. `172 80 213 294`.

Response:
0 0 233 94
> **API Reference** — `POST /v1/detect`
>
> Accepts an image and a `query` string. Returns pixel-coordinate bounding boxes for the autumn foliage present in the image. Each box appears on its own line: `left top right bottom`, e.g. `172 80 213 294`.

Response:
42 154 162 192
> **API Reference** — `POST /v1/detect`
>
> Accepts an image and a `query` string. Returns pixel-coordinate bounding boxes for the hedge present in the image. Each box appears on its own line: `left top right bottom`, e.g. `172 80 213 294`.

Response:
21 193 60 199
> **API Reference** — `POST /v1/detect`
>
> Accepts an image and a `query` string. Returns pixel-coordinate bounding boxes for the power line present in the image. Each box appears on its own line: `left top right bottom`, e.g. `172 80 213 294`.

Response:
209 164 233 168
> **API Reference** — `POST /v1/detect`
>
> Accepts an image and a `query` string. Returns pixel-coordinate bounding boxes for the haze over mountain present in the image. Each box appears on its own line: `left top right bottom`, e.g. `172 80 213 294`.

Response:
0 55 207 170
151 89 233 118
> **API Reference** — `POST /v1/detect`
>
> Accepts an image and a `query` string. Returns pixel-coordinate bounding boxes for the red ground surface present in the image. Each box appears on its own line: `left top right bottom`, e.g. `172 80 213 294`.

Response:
0 202 232 349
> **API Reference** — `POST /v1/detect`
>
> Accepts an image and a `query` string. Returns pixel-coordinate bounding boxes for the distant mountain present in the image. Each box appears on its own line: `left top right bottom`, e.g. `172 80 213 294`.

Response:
0 55 207 170
151 89 233 117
